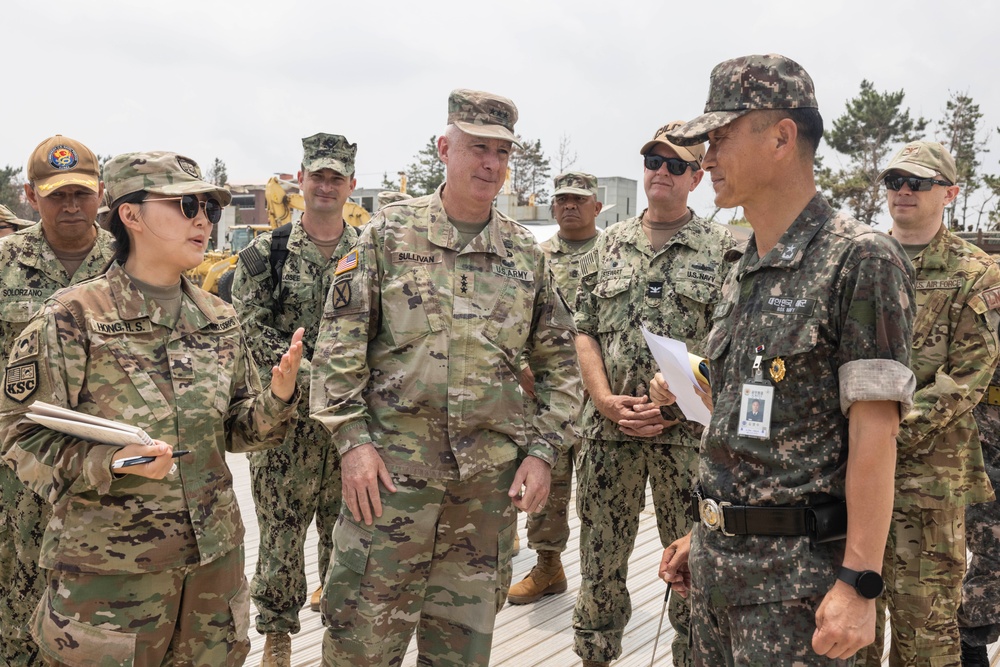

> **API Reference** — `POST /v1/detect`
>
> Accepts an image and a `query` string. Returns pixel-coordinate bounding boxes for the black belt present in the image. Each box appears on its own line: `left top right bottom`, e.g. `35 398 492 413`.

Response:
691 488 847 543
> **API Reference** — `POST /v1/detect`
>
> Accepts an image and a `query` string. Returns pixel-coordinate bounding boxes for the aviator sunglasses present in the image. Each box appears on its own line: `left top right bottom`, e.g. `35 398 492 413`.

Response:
150 195 223 224
643 154 698 176
883 175 953 192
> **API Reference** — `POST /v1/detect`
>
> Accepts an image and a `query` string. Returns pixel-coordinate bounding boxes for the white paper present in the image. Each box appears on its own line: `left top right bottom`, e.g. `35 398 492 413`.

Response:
641 327 712 426
27 401 154 446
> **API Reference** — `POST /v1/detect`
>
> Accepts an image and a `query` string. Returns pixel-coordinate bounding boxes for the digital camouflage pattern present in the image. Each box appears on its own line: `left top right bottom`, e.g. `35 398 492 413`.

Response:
552 171 599 198
691 195 914 615
666 54 818 147
0 263 296 663
960 364 1000 646
301 133 357 177
101 151 232 205
572 210 732 665
232 220 359 635
310 186 580 665
321 465 517 667
861 227 1000 666
447 88 521 146
0 222 114 667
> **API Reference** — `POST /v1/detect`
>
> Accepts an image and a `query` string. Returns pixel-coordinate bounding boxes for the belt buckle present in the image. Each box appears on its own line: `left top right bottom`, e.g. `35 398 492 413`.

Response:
699 498 734 536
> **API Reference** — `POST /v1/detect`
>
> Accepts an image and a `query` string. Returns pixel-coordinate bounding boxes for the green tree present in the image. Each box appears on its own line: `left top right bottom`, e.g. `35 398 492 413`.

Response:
818 79 927 225
207 157 229 187
510 136 551 206
0 165 34 220
380 171 400 192
938 91 991 230
404 136 445 196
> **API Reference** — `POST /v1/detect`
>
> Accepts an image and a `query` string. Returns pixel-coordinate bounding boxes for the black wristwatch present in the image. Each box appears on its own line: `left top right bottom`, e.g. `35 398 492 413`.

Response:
837 566 884 599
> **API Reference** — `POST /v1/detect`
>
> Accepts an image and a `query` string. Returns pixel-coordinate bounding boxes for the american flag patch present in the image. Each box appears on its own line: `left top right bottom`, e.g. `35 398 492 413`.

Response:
335 250 359 276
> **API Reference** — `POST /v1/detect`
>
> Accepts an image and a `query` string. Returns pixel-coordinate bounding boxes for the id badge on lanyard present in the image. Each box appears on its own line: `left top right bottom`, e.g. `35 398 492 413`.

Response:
738 346 774 440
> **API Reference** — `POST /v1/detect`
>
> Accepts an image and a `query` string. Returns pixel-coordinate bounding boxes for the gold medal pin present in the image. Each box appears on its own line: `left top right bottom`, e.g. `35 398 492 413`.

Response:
769 357 786 383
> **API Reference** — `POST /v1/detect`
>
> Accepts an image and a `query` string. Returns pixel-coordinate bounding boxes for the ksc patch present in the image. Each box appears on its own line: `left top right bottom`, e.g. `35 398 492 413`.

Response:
332 282 352 309
4 362 38 403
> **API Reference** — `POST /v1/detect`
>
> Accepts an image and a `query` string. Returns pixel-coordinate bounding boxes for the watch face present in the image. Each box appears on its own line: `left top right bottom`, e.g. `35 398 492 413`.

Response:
856 571 884 599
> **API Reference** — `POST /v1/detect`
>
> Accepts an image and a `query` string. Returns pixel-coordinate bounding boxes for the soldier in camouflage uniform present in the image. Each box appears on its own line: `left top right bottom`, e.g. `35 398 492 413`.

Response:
960 363 1000 666
0 151 303 667
572 124 733 667
309 89 581 667
507 171 602 606
0 135 115 667
0 204 32 239
660 54 916 665
857 142 1000 667
232 133 360 667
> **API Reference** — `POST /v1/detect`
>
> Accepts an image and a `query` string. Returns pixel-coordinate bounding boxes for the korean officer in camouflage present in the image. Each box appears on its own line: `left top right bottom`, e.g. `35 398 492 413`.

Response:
0 135 114 667
858 142 1000 667
572 125 734 667
232 133 360 667
660 55 916 664
507 171 602 606
310 89 581 667
0 150 302 666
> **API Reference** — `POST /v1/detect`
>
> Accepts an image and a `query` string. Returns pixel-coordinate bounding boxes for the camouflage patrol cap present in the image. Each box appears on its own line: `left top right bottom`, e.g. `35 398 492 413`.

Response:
377 191 412 207
0 204 31 228
876 141 958 184
27 135 101 197
447 89 522 148
302 133 357 177
639 121 706 165
553 172 599 198
102 152 233 206
666 54 818 146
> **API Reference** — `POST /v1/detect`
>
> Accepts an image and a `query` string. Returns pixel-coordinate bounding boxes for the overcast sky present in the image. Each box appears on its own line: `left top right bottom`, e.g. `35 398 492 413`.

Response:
6 0 998 231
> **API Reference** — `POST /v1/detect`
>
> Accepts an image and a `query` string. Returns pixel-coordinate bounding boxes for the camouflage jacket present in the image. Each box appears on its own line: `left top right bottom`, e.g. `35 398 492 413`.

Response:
974 364 1000 492
309 185 581 481
691 195 916 606
539 231 601 310
895 226 1000 509
232 220 358 445
574 210 735 446
0 264 297 575
0 222 115 374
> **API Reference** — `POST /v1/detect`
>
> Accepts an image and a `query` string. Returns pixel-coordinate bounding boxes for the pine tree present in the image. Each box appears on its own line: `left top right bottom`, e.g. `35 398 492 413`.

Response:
404 136 445 197
938 91 991 230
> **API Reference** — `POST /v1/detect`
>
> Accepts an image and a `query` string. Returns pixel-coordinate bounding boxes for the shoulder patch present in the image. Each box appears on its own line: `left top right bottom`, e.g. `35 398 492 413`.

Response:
579 250 599 277
335 250 359 276
239 245 267 277
4 361 38 403
9 329 39 363
979 285 1000 312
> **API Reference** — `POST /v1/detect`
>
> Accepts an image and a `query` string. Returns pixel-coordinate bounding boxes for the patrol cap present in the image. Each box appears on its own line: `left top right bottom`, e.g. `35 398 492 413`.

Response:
102 152 232 207
876 141 958 184
302 133 357 177
640 121 706 165
666 54 818 146
553 172 599 198
447 89 522 148
377 191 412 207
27 135 101 197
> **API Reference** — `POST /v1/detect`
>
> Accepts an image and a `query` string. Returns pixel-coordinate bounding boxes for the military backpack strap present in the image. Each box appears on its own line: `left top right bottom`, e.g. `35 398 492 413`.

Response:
268 223 293 288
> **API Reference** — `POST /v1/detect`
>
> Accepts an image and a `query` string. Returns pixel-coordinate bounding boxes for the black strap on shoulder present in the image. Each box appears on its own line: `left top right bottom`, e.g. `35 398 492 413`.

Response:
269 223 293 288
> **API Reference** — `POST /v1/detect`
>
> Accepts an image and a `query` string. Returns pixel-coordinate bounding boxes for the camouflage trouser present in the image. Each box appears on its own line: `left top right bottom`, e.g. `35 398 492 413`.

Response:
248 421 341 634
0 464 49 667
525 439 577 552
321 463 517 667
958 440 1000 647
33 545 249 667
572 439 697 666
691 589 852 666
860 505 965 667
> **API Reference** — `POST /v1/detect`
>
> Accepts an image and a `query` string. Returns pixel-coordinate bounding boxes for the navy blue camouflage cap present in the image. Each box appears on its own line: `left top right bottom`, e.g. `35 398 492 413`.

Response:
302 133 357 176
666 54 818 146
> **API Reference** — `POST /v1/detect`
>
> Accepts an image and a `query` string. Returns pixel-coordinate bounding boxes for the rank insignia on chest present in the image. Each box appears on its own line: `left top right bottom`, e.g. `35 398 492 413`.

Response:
769 357 786 383
4 361 38 403
332 282 352 309
335 250 359 276
647 281 664 298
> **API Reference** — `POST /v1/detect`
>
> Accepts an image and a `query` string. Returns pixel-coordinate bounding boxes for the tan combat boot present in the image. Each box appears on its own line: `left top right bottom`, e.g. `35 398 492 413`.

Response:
507 551 567 604
309 585 322 612
260 633 291 667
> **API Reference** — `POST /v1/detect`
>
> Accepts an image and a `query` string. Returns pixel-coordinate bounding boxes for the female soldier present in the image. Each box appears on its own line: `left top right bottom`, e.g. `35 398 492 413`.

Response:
0 151 304 667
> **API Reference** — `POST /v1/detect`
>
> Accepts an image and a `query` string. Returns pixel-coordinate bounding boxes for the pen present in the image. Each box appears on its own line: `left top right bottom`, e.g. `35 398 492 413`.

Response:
112 450 191 469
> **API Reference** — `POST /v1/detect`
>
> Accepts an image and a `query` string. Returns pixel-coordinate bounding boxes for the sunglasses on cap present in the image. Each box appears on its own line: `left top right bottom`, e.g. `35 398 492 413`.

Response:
150 195 223 224
883 175 953 192
643 155 698 176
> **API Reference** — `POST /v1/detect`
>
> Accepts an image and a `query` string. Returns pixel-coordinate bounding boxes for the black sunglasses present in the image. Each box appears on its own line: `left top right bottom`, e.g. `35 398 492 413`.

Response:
883 175 952 192
643 155 697 176
151 195 223 224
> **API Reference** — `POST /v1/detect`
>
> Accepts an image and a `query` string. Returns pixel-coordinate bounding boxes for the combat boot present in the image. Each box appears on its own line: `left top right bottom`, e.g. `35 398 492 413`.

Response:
260 633 291 667
507 550 567 604
310 585 322 612
961 640 989 667
582 660 610 667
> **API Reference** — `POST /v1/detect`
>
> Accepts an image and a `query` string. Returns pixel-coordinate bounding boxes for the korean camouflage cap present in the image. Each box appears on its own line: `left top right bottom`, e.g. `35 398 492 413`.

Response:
27 135 101 197
302 133 357 177
640 121 706 165
553 172 599 198
667 54 818 146
377 191 412 207
0 204 31 228
876 141 958 184
102 152 233 207
447 89 522 148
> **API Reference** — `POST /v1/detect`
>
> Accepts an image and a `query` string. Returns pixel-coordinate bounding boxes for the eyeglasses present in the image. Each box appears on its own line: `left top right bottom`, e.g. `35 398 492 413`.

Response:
149 195 223 224
883 175 953 192
643 155 698 175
